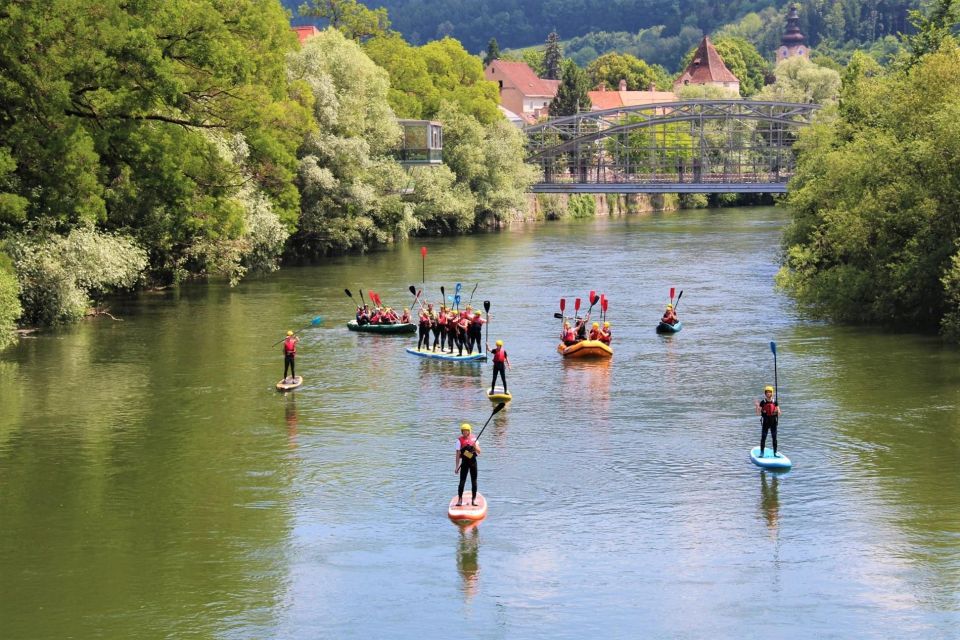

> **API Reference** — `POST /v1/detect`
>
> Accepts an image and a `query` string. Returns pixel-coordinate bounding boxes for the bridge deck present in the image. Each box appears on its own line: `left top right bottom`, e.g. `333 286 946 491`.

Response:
531 182 788 194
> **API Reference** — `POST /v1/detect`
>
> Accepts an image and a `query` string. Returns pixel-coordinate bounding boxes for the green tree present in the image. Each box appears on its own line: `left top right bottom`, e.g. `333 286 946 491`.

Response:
586 52 665 90
779 46 960 339
755 57 842 104
902 0 958 67
365 34 438 118
299 0 390 41
419 38 501 124
552 60 591 116
484 38 501 65
287 28 409 256
544 31 564 80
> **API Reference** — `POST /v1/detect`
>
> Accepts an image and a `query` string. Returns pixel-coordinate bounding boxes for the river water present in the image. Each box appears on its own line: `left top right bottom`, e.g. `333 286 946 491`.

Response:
1 207 958 638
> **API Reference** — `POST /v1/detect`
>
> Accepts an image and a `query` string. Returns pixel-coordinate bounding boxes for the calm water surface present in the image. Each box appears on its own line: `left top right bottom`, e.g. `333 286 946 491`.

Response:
1 207 959 638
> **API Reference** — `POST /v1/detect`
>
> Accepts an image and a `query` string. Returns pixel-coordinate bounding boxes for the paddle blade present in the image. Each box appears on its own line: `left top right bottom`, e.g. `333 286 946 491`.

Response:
441 286 445 298
455 283 462 293
493 402 506 414
553 312 564 319
575 297 581 311
409 285 416 295
484 300 491 312
344 288 353 298
590 293 599 306
455 294 461 305
311 316 324 326
589 289 596 303
420 246 427 257
560 298 566 312
602 297 608 313
670 286 675 302
770 341 777 355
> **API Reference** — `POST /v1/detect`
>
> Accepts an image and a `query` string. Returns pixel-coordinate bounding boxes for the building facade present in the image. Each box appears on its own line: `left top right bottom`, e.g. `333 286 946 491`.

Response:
484 60 560 124
673 36 740 95
777 5 810 62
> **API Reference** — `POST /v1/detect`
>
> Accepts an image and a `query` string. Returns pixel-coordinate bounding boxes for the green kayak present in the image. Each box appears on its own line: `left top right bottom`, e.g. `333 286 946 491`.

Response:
346 320 416 334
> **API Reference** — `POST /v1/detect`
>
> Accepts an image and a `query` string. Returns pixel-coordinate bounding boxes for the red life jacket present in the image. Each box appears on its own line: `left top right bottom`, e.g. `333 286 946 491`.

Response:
458 435 477 459
492 347 507 363
283 337 297 356
589 328 600 340
563 329 576 343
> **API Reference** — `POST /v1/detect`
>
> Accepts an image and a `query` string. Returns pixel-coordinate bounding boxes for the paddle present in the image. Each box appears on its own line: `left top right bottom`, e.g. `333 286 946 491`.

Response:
474 402 507 442
483 300 490 352
455 283 462 310
272 316 323 346
469 283 479 305
553 312 564 319
421 246 427 284
559 298 566 332
673 290 684 312
441 286 445 308
770 341 778 404
359 289 366 307
601 295 608 322
670 286 675 305
408 285 425 311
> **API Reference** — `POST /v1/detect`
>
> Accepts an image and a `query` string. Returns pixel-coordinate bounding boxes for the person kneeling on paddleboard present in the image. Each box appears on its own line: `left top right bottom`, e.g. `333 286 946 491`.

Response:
455 423 481 506
662 304 678 326
486 339 510 394
754 385 781 457
282 331 300 383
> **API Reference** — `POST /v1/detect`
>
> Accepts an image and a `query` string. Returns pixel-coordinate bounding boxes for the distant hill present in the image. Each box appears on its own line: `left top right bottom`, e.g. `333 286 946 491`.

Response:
285 0 918 58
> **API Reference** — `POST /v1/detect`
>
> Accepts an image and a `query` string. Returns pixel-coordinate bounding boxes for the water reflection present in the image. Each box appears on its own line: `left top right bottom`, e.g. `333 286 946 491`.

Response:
456 524 480 602
760 471 780 535
285 395 299 449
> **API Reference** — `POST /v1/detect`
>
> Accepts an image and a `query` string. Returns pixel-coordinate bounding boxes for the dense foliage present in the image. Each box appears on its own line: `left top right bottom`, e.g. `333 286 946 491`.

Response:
0 1 536 342
289 0 921 60
779 41 960 339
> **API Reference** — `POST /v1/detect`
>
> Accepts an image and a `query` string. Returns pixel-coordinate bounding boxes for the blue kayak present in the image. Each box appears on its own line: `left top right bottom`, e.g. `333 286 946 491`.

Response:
750 447 792 470
656 321 682 333
405 347 487 362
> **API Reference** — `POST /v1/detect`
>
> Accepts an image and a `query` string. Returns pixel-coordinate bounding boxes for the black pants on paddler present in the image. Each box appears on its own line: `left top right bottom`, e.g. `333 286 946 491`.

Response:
418 324 430 350
760 424 777 455
468 328 481 354
491 361 506 392
431 324 440 349
283 354 295 379
458 458 477 501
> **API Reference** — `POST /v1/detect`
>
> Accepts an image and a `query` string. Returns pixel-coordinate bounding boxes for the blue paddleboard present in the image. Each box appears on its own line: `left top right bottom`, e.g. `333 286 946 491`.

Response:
405 347 487 362
750 447 792 470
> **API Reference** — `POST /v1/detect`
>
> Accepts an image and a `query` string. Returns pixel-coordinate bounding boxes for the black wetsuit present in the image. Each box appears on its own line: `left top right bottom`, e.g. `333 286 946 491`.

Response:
418 315 431 350
759 398 779 455
458 441 478 501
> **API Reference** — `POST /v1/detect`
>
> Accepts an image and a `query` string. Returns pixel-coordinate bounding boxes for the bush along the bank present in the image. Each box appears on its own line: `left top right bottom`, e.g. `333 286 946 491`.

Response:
0 252 21 349
778 43 960 340
7 228 147 327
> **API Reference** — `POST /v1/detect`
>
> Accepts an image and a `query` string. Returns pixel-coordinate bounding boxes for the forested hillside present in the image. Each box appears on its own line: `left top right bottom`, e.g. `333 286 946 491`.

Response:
285 0 919 56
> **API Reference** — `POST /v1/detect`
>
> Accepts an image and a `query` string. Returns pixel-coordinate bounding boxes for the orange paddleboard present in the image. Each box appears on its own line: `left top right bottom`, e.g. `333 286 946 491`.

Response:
447 493 487 524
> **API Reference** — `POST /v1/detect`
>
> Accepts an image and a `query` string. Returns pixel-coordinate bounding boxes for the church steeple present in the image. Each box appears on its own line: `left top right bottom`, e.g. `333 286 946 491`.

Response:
777 5 809 62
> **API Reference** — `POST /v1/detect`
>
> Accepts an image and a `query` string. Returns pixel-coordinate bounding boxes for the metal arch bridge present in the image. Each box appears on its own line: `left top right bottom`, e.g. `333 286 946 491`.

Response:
524 100 820 193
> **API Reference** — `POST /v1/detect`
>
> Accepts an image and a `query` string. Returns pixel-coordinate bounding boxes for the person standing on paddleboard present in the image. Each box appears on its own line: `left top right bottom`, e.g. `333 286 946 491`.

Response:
486 339 511 394
455 423 481 506
282 331 300 383
755 385 781 457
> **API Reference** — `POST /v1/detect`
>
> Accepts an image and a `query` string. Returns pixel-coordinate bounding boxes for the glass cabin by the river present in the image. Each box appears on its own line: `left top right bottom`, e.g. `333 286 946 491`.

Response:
394 120 443 165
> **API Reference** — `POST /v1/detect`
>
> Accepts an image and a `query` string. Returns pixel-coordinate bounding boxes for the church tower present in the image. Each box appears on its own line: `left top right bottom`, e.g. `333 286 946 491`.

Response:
777 5 809 62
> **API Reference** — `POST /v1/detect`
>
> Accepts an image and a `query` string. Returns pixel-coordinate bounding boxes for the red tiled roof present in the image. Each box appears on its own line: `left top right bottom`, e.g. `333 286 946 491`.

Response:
486 60 560 98
674 36 739 86
292 26 320 44
588 90 677 111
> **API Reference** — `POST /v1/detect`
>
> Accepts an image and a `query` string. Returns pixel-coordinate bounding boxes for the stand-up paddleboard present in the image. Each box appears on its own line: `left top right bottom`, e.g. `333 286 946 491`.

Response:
750 447 792 470
656 321 683 333
448 493 487 524
486 385 512 402
406 347 487 362
276 376 303 391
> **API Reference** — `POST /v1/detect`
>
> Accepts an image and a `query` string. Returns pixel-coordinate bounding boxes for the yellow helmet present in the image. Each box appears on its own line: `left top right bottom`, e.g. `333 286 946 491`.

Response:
764 385 774 393
666 304 673 310
403 308 409 312
460 423 472 432
496 339 503 346
286 330 294 336
604 321 610 328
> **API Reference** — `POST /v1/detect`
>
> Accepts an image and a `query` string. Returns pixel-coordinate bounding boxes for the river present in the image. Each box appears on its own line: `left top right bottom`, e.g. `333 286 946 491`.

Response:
1 207 958 638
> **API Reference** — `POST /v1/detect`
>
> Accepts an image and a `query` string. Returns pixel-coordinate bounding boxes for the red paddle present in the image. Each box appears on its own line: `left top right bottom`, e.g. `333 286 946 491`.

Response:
601 295 608 321
559 298 566 333
670 287 675 304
